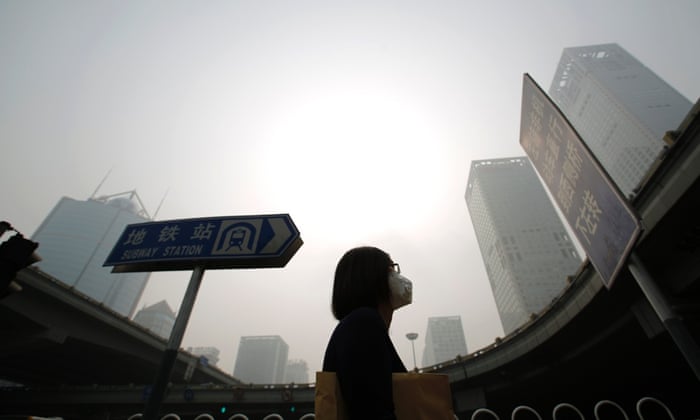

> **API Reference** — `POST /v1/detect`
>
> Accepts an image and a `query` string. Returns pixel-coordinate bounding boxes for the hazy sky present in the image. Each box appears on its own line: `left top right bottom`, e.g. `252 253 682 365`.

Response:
2 1 699 377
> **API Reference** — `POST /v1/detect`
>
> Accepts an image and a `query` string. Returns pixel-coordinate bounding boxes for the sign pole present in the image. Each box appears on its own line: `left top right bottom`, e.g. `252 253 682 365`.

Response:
628 253 700 381
103 213 302 415
143 265 206 420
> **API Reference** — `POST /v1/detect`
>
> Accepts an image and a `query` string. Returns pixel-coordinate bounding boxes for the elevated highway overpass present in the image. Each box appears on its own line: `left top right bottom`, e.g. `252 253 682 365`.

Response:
430 100 700 417
0 266 241 388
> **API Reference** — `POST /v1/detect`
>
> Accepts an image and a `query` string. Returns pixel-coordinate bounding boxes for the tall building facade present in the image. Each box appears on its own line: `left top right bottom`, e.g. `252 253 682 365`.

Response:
186 346 221 367
31 191 151 317
233 335 288 384
465 157 582 334
133 300 176 339
549 43 692 197
284 359 309 384
422 316 468 367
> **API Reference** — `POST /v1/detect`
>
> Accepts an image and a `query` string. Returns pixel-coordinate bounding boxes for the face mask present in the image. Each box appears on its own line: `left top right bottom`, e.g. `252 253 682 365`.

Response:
388 271 413 310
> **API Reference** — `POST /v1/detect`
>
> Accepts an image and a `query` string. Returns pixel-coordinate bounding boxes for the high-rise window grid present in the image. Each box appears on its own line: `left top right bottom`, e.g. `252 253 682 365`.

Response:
31 194 151 317
466 157 582 334
549 43 692 197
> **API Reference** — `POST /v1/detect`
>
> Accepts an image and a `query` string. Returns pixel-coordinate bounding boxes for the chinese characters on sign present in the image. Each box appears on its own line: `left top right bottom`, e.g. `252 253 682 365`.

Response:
104 214 302 272
519 74 641 288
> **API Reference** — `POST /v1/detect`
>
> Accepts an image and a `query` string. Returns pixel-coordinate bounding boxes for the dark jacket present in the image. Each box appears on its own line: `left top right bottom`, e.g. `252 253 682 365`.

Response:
323 307 407 419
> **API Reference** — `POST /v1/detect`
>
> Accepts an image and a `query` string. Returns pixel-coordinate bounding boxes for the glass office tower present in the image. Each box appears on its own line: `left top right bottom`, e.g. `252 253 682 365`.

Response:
31 191 151 317
422 315 468 367
186 346 221 367
284 359 310 384
133 300 176 339
549 43 692 197
465 157 582 334
233 335 289 384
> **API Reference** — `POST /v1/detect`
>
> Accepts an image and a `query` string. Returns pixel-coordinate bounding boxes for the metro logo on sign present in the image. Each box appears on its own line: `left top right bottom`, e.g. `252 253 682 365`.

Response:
104 214 302 272
211 218 293 256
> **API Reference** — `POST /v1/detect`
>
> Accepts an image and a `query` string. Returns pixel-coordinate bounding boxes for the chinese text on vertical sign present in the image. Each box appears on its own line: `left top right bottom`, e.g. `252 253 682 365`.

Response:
519 74 641 288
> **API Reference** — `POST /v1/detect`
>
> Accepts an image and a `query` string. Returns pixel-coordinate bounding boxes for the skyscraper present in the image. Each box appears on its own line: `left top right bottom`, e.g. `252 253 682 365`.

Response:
133 300 176 339
421 316 468 367
233 335 288 384
465 157 582 334
284 359 309 384
186 346 221 367
31 191 151 317
549 43 692 197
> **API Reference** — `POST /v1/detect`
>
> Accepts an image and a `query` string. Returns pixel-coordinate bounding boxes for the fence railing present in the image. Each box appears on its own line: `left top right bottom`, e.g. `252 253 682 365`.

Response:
469 396 688 420
123 396 689 420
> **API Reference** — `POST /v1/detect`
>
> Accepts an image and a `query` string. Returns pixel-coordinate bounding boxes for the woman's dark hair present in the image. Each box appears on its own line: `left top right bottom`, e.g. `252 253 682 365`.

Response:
331 246 392 320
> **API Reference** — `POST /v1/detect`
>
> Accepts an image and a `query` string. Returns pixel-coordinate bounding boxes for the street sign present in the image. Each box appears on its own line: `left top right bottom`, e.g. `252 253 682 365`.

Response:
104 214 302 272
519 73 641 288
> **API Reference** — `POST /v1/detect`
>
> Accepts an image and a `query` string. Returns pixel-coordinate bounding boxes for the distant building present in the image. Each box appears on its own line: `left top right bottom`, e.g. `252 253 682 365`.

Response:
133 300 175 339
465 157 582 334
233 335 288 384
422 316 468 367
284 359 309 384
549 43 692 197
31 191 151 317
186 346 221 367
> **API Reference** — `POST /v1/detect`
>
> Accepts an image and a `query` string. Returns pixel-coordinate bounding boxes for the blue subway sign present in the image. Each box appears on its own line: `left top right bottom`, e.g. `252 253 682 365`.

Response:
104 214 302 272
519 73 641 288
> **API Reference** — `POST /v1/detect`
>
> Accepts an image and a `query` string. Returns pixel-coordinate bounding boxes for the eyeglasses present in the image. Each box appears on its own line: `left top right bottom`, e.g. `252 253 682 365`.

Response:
390 263 401 274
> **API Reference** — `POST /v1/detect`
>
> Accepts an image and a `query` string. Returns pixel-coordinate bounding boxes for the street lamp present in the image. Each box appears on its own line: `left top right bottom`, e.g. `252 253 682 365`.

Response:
406 332 418 371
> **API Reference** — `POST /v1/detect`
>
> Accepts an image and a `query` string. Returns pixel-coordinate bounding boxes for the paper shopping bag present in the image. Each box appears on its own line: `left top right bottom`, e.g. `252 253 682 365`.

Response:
315 371 454 419
392 372 454 419
315 371 349 420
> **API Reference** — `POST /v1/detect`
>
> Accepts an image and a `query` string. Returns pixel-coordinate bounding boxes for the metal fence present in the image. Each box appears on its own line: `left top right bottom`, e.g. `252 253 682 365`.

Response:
469 396 690 420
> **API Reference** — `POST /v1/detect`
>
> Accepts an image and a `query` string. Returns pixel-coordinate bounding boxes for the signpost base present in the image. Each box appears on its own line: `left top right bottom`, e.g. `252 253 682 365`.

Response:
143 266 205 420
628 253 700 381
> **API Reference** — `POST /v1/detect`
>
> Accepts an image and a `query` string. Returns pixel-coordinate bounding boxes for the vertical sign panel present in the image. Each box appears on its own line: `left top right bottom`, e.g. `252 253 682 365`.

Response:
519 73 641 288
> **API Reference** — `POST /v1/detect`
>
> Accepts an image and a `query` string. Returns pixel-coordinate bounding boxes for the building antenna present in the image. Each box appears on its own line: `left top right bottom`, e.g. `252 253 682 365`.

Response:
90 168 113 199
152 188 169 220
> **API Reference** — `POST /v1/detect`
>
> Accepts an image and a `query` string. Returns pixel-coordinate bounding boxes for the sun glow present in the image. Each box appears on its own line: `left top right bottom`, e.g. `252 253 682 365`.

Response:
255 85 447 241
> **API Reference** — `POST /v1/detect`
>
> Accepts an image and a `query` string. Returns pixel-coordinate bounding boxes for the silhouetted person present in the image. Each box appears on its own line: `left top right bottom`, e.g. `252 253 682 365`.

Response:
322 246 413 419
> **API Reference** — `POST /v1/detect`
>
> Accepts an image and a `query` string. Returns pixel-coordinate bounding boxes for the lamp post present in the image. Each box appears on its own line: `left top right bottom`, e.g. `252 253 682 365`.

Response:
406 332 418 371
